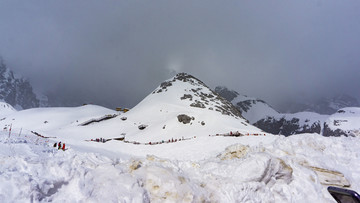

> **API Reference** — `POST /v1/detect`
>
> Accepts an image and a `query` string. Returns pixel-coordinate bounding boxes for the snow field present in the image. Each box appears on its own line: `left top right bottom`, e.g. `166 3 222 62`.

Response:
1 132 359 202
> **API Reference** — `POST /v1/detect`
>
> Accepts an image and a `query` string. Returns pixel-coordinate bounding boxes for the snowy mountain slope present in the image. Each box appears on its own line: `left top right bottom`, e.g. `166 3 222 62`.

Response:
215 86 327 136
323 107 360 137
0 104 117 133
0 101 16 117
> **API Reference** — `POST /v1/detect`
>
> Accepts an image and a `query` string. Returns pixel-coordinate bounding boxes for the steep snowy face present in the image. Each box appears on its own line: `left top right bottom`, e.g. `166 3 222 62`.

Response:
214 86 279 123
0 60 40 109
150 73 243 119
323 107 360 137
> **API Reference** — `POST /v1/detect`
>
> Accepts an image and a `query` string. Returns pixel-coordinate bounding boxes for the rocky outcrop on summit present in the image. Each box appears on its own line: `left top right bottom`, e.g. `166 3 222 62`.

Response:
0 60 40 109
153 73 244 119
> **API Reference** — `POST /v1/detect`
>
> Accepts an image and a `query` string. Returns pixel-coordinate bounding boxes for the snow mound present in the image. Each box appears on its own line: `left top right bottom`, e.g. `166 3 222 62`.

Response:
0 104 116 133
2 133 359 202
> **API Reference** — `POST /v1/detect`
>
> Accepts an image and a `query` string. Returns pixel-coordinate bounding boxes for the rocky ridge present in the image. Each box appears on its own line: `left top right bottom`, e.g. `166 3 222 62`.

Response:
215 86 327 136
0 60 41 109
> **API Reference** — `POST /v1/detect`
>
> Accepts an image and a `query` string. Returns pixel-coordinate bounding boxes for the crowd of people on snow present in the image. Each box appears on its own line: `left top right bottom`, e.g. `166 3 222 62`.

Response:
86 131 266 147
209 131 266 137
91 138 107 143
53 141 66 151
123 136 195 145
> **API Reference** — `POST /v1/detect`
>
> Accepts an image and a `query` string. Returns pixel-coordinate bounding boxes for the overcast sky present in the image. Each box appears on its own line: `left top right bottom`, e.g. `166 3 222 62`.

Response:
0 0 359 109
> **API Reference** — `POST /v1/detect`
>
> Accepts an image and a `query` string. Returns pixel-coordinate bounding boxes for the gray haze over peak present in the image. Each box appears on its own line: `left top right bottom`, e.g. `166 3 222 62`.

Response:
0 1 359 109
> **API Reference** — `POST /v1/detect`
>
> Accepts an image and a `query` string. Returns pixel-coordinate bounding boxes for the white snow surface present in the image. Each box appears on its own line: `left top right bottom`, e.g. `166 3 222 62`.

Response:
1 130 360 202
0 101 16 117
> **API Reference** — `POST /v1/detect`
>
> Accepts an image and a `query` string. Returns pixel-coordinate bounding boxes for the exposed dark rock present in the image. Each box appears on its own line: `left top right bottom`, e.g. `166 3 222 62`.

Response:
323 123 348 137
180 94 193 101
177 114 193 124
160 81 172 89
190 101 206 109
333 120 348 126
254 117 283 135
254 117 321 136
138 124 148 130
236 100 252 113
235 99 267 114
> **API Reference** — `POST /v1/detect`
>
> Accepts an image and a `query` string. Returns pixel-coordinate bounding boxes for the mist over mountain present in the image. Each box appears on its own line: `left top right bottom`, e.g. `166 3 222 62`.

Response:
277 94 360 115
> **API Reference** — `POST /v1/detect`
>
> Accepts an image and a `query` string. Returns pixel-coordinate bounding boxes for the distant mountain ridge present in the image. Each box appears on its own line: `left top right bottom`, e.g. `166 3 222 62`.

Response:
0 59 44 109
215 86 359 137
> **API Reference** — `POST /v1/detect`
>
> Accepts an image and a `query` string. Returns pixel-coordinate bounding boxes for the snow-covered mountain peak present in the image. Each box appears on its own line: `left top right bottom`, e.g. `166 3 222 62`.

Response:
114 73 264 142
150 73 243 119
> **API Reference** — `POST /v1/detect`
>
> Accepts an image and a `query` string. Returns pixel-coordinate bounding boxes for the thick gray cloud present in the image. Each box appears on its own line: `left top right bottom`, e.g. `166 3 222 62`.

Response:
0 0 359 109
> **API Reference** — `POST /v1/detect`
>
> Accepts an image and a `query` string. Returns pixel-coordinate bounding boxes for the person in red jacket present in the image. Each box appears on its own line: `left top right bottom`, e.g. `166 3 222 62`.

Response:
62 143 66 151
